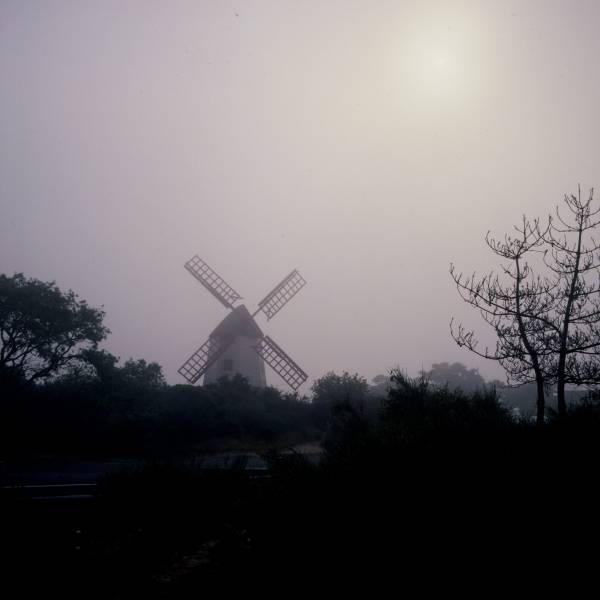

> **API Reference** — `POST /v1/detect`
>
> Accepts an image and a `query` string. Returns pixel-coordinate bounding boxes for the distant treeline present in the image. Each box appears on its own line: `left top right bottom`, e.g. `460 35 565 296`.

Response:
1 366 311 457
0 356 382 457
1 353 595 458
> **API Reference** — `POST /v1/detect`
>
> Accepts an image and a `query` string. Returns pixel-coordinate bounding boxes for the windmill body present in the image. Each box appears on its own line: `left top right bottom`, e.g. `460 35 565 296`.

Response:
178 256 308 391
203 305 267 387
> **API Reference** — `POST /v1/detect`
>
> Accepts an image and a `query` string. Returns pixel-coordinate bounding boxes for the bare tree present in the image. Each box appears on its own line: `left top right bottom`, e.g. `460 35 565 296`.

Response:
450 217 553 426
542 187 600 417
451 187 600 424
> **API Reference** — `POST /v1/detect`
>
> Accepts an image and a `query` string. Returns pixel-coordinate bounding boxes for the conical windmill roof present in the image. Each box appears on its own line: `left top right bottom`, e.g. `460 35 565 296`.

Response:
209 304 264 340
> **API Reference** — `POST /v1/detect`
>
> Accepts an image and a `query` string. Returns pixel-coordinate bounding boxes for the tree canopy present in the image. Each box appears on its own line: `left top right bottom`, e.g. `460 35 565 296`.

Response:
425 362 486 393
311 371 370 409
0 273 108 384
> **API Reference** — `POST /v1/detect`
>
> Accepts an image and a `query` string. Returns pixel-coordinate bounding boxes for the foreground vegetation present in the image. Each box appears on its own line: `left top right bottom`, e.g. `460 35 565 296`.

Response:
3 372 600 594
1 368 320 458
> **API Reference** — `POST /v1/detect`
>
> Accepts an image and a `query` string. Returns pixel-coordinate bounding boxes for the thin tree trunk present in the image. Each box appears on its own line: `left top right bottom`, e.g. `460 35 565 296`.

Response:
514 257 546 425
535 374 546 427
556 376 567 417
556 196 585 419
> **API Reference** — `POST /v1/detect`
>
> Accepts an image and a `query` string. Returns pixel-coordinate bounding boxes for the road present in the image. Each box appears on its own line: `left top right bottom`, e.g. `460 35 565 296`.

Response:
0 453 273 500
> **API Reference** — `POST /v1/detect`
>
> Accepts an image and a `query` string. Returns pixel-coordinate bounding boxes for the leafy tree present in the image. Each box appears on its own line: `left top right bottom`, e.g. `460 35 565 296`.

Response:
309 372 372 461
425 362 486 393
79 348 166 391
310 371 372 444
0 273 108 384
370 374 391 398
312 371 369 402
311 372 369 410
381 370 512 446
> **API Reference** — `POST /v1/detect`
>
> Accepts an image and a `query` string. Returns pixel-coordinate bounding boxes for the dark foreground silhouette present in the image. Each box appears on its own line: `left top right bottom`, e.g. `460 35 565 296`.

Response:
3 374 599 595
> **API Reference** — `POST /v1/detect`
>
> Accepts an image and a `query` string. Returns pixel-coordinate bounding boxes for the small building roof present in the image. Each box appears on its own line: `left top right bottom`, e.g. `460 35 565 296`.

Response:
209 304 264 340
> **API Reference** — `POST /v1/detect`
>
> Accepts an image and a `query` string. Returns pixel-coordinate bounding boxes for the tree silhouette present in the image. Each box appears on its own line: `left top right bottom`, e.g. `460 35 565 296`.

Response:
311 371 369 411
451 187 600 424
425 362 486 393
542 188 600 415
450 215 552 425
0 273 108 384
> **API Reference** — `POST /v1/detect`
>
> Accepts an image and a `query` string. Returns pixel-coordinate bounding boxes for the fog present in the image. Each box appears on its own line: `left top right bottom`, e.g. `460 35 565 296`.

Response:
2 0 600 389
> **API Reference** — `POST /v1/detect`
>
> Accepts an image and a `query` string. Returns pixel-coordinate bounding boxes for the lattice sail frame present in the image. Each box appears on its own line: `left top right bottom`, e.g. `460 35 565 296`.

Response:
184 255 242 309
256 270 307 320
253 335 308 391
180 256 308 390
177 337 232 384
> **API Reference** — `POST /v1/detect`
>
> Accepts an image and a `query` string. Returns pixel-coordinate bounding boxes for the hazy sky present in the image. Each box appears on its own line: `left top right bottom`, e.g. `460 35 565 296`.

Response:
2 0 600 390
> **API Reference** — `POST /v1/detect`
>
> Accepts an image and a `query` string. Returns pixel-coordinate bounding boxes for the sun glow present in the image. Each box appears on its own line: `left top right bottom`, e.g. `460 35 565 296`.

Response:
395 12 483 104
433 56 448 69
411 41 465 93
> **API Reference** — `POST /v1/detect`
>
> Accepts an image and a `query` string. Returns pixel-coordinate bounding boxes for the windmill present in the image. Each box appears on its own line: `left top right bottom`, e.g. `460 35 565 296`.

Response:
178 255 308 391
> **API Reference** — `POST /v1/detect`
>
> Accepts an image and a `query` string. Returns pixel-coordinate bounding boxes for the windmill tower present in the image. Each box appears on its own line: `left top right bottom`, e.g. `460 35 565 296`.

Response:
178 256 308 390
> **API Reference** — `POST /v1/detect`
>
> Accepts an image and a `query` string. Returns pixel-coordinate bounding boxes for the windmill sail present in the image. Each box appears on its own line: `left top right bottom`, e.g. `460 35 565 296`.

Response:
178 337 232 384
184 255 242 309
253 335 308 390
255 269 306 320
